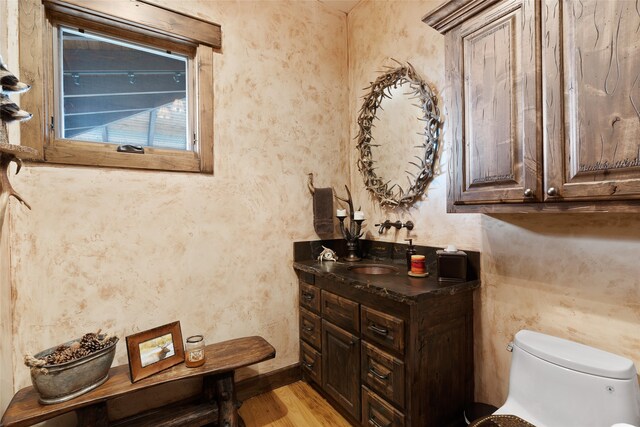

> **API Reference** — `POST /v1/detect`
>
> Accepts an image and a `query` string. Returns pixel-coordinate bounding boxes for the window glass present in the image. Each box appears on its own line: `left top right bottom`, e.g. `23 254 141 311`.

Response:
59 27 190 151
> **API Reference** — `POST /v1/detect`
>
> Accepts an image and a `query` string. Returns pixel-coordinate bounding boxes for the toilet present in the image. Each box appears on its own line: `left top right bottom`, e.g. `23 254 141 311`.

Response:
494 330 640 427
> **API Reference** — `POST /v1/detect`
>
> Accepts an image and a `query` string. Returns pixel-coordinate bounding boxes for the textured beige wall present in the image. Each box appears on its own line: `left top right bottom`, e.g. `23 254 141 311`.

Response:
0 195 11 417
347 0 481 251
0 221 10 416
348 0 640 409
476 214 640 405
1 0 20 415
3 0 349 416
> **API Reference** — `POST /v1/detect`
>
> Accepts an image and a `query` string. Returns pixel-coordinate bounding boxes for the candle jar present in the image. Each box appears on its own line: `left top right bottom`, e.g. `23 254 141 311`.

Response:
185 335 206 368
410 255 426 274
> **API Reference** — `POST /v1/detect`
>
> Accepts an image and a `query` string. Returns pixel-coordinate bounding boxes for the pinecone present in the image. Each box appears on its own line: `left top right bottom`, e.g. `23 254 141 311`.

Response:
34 331 116 366
80 333 102 352
45 346 77 365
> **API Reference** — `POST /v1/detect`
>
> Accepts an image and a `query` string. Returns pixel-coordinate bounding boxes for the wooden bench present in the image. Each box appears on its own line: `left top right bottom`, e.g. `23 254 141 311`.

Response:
1 336 275 427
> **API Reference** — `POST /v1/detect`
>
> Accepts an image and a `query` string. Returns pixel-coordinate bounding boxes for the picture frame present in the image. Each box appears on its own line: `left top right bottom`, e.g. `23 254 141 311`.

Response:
125 321 184 383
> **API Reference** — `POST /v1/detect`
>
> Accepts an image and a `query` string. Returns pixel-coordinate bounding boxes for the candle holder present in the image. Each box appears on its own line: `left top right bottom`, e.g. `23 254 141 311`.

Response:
335 185 364 262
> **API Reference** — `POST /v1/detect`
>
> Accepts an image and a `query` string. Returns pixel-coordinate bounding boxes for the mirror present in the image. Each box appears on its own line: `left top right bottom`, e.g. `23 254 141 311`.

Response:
356 62 440 208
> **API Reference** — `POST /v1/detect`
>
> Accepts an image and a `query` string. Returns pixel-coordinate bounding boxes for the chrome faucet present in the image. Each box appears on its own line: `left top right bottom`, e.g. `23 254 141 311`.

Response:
374 220 414 234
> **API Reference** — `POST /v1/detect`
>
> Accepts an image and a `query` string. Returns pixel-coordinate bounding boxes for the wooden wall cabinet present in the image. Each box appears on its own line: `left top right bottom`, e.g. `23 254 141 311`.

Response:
297 273 474 427
424 0 640 213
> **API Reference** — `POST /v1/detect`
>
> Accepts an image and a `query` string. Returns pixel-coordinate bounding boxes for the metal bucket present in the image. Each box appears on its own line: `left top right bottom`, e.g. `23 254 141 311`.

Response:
30 337 118 404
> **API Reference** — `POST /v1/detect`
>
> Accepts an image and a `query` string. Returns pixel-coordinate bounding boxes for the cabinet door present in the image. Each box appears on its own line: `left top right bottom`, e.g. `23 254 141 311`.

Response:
301 340 322 384
322 320 360 420
362 386 405 427
543 0 640 201
447 0 540 206
322 291 360 334
300 307 321 350
361 341 405 408
300 282 321 314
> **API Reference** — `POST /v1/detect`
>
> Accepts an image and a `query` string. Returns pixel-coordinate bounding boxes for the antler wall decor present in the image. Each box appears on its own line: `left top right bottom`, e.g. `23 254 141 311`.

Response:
355 60 441 208
0 129 37 231
0 55 36 233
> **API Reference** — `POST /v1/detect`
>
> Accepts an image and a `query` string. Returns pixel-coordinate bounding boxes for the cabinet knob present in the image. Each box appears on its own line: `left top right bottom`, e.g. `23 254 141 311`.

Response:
547 187 558 197
523 188 533 198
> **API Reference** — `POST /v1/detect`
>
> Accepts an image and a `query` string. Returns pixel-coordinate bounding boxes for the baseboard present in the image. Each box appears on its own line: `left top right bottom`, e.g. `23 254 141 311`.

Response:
236 363 301 401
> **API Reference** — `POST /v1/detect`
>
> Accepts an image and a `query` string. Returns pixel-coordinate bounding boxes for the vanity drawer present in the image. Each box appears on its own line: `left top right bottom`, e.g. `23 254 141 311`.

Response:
361 306 404 354
300 281 321 314
362 386 405 427
361 341 405 408
300 307 321 350
322 291 360 333
300 340 321 384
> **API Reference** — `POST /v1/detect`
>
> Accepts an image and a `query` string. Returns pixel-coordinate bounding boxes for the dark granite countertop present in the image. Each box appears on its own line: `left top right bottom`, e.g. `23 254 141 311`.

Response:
293 240 481 304
293 259 480 304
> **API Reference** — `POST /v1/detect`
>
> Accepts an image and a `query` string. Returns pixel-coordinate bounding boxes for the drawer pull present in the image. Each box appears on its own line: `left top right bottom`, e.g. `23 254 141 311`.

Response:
302 360 315 369
369 416 390 427
303 326 314 332
368 324 389 336
302 292 315 301
368 366 389 381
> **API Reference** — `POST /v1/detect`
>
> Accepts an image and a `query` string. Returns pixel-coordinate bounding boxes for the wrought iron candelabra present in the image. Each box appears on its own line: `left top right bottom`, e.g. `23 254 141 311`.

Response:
335 185 364 262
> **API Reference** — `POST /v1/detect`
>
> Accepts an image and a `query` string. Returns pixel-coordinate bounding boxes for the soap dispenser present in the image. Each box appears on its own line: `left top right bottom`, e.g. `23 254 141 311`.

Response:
404 239 416 271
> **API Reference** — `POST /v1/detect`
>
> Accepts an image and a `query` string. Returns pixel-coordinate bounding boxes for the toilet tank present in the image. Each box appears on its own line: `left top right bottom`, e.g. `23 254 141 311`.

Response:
495 330 640 427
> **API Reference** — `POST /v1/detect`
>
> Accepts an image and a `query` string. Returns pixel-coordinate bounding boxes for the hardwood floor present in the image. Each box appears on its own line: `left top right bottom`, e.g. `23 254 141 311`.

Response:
239 381 351 427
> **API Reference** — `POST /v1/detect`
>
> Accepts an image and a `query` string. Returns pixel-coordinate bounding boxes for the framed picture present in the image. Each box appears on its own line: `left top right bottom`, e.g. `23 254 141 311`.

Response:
126 321 184 382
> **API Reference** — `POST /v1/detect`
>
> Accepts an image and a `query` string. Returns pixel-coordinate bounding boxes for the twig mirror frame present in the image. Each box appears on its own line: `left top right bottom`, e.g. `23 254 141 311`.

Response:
356 61 441 208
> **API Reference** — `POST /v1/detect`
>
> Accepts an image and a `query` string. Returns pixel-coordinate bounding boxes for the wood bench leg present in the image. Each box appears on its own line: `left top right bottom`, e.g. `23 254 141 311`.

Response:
204 372 245 427
76 402 109 427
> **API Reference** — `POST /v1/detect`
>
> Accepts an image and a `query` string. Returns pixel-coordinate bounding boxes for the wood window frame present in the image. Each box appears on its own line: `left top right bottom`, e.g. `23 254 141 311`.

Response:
19 0 220 173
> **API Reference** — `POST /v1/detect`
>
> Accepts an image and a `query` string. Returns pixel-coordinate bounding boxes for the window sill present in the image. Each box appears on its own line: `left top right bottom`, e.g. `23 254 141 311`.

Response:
43 140 205 173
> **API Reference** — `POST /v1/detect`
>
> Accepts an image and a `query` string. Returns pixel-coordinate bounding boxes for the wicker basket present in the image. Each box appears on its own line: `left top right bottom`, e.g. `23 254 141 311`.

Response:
469 414 537 427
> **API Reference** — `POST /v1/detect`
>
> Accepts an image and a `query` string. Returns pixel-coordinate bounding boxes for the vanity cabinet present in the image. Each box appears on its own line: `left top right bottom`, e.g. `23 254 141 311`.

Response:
297 271 474 427
424 0 640 213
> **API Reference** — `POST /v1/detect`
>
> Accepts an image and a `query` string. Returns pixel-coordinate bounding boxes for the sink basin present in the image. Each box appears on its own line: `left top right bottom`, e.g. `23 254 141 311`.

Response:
347 264 399 275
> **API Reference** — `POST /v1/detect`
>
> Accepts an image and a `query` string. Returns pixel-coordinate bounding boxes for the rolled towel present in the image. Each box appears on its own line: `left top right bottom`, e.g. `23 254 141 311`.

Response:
313 187 334 236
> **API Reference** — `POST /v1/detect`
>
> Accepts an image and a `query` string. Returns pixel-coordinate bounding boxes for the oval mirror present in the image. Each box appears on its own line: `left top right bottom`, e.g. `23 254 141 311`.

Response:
356 62 440 208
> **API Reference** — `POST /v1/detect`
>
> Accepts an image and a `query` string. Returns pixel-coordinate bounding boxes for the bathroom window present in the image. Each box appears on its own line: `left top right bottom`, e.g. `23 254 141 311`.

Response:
58 28 191 151
20 0 220 173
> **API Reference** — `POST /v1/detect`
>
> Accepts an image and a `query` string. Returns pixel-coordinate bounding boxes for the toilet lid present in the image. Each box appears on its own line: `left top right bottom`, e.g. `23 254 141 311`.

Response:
514 330 637 380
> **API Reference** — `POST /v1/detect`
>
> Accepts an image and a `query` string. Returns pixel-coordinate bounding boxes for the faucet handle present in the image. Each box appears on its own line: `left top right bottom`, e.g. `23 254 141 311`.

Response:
402 221 414 230
375 220 391 234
